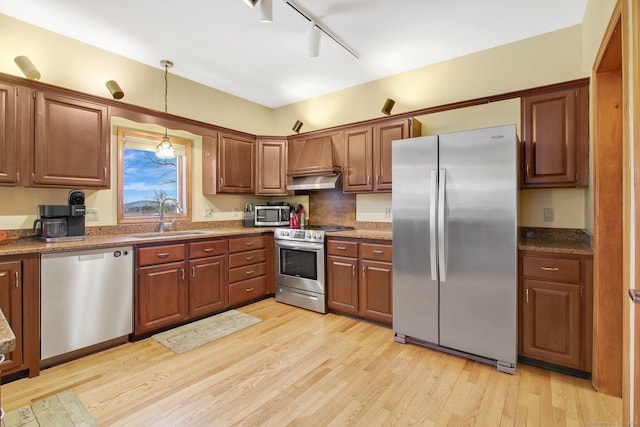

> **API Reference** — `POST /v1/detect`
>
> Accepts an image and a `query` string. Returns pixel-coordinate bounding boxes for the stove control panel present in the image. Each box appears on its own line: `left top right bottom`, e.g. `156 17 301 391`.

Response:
275 228 325 243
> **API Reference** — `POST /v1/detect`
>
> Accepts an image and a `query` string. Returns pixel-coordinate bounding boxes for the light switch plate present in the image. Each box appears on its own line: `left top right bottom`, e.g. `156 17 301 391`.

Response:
86 208 100 222
543 207 554 222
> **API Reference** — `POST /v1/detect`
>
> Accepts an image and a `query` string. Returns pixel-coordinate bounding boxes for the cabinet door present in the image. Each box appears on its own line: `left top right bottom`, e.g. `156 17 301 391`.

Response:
372 120 409 191
256 138 287 195
0 260 23 372
521 279 583 369
0 83 18 185
521 87 587 188
136 261 188 334
218 133 255 193
327 255 359 314
33 91 109 188
360 260 393 324
343 126 373 192
189 255 227 317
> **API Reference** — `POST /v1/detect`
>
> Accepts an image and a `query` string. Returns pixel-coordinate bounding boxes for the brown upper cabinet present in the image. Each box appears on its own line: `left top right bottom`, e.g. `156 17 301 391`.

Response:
0 82 19 185
287 132 343 177
256 137 287 195
521 84 589 188
343 118 420 193
203 132 255 194
32 90 110 188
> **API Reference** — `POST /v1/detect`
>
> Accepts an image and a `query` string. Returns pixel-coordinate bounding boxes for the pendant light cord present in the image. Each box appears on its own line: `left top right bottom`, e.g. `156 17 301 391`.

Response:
163 62 168 138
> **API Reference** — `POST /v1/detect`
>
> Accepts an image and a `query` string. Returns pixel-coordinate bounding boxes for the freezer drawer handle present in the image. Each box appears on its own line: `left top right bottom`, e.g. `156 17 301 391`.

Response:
629 289 640 304
540 266 560 271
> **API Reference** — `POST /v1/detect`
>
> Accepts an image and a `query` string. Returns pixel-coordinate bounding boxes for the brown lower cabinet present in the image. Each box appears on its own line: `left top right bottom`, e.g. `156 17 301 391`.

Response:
327 238 392 324
518 250 593 373
136 238 229 336
0 253 39 379
228 235 269 306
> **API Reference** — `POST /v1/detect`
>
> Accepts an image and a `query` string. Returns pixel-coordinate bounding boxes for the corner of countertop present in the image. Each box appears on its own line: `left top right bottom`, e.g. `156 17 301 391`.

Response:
518 227 593 256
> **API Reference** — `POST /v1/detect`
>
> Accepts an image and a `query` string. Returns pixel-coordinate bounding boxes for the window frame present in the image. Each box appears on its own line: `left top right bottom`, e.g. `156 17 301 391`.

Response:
117 127 193 225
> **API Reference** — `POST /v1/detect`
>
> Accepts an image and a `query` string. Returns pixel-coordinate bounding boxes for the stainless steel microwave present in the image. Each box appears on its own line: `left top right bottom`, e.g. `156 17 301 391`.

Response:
254 205 290 227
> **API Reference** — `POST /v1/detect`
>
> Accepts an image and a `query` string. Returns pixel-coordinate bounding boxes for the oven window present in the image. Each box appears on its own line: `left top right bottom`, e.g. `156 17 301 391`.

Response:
280 248 317 280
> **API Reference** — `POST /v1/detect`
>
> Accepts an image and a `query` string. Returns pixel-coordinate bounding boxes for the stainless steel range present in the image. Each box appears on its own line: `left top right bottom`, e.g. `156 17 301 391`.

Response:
274 226 353 314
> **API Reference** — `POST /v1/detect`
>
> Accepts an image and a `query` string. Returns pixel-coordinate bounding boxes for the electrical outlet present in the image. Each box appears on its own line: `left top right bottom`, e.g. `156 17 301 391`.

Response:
384 208 391 219
543 208 554 222
204 208 213 218
86 208 100 222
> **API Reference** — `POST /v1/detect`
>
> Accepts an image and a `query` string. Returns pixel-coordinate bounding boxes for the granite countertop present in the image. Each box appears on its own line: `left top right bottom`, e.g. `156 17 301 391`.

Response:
0 309 16 355
518 227 593 256
326 229 392 240
0 227 273 257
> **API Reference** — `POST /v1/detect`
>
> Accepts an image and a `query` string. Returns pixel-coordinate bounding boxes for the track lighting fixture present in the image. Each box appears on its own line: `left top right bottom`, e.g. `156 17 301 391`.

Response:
14 56 41 80
292 120 303 133
307 23 321 57
106 80 124 99
243 0 272 22
381 98 396 115
156 60 176 159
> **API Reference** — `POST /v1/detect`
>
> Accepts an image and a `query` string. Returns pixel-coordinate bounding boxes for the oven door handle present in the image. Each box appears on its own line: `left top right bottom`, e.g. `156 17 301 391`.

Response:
275 240 324 252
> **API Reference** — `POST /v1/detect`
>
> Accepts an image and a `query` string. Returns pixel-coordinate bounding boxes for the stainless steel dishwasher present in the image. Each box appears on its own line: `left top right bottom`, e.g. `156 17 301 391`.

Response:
40 246 133 366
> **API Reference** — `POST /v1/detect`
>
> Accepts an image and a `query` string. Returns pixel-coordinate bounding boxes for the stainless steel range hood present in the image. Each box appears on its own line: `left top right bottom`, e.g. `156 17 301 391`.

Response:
287 173 342 191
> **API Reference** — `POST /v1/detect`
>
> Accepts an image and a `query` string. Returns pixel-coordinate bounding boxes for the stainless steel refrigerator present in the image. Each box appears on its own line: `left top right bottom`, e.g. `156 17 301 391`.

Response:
392 124 518 374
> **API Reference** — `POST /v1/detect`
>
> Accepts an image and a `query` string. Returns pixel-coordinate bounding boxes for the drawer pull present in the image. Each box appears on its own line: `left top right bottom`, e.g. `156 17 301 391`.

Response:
372 250 384 254
525 288 529 303
245 287 254 293
245 255 254 261
246 241 255 246
337 246 347 250
192 266 196 277
245 270 254 275
156 252 170 258
203 248 214 253
540 267 560 271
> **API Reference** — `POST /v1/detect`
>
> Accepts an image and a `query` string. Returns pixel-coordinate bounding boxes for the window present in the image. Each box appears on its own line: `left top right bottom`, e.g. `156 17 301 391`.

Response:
117 128 192 224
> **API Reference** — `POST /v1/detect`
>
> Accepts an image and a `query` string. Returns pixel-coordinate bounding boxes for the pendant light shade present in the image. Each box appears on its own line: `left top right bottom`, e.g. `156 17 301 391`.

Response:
156 60 176 159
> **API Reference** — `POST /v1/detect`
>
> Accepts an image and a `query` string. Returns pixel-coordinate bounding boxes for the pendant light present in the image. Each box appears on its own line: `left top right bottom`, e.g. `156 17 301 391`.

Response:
156 59 176 159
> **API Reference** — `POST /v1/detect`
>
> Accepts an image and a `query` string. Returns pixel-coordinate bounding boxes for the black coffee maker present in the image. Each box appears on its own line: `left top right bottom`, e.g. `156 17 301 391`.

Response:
33 190 87 242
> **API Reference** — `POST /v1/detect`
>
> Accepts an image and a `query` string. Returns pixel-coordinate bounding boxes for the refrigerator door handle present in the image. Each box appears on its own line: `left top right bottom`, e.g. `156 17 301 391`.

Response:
430 169 438 281
438 169 447 282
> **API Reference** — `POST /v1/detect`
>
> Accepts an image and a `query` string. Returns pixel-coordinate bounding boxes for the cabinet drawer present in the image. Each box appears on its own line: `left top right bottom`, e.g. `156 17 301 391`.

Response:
229 262 267 284
229 249 267 269
361 243 392 262
229 235 268 253
189 239 227 259
521 255 581 282
138 244 185 266
229 276 267 306
327 240 358 257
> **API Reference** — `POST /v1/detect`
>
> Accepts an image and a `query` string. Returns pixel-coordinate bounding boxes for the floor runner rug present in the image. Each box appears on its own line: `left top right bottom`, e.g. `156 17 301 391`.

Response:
152 309 262 354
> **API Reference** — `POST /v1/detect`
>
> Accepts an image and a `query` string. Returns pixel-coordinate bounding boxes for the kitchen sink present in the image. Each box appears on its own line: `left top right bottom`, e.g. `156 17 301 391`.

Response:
129 230 214 239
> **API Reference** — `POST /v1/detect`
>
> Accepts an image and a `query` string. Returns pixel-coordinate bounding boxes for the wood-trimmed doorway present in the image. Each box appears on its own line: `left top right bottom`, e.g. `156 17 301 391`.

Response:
592 5 623 398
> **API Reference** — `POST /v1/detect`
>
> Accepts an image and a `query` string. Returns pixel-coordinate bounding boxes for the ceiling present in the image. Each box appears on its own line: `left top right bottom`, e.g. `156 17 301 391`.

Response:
1 0 588 108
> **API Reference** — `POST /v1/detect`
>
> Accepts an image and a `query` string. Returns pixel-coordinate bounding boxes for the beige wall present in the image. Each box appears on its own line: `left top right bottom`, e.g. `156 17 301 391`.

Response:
0 13 590 230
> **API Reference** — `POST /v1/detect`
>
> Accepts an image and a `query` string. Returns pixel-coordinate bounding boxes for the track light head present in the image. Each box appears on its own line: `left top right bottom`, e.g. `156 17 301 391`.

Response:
381 98 396 115
106 80 124 99
243 0 259 7
292 120 303 133
14 56 41 80
307 23 321 57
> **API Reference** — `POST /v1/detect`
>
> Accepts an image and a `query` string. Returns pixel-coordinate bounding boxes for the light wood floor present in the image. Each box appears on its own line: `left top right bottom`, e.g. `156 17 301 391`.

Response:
3 298 622 426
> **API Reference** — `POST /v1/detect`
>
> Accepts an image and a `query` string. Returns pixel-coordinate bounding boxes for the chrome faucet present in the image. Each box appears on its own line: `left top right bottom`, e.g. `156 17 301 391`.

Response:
159 197 183 232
